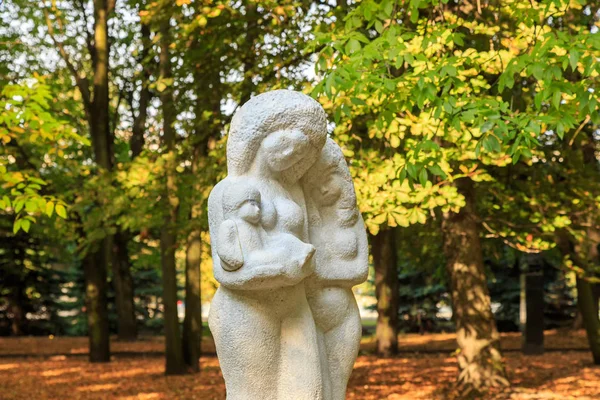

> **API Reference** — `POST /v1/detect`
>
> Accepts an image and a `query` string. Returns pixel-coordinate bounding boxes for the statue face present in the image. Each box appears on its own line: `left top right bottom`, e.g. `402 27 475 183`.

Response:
311 170 344 207
239 199 261 224
261 129 310 172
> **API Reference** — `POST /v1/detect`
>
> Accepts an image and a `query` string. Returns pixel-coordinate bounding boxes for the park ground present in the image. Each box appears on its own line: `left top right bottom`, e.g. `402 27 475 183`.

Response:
0 330 598 400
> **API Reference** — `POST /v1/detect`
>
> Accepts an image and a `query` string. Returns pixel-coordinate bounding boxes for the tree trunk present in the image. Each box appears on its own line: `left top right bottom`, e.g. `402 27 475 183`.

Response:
80 0 113 363
372 228 399 357
130 21 151 159
90 0 113 171
112 232 137 340
9 295 24 336
180 24 225 370
441 179 509 395
522 272 544 355
576 276 600 364
108 18 152 342
239 3 259 105
593 284 600 318
182 146 204 373
574 227 600 364
84 243 111 362
160 223 186 374
183 229 202 372
159 9 186 375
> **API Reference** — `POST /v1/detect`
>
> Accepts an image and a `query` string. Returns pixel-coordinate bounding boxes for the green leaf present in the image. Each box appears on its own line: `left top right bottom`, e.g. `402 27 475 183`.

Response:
55 204 67 219
569 50 580 72
21 219 30 233
481 121 494 133
407 163 417 179
556 122 565 139
25 199 37 213
419 168 428 186
382 0 394 17
363 4 372 20
46 201 54 217
552 91 562 110
399 167 407 182
13 219 21 234
345 39 361 55
14 199 24 213
28 177 46 185
428 165 447 179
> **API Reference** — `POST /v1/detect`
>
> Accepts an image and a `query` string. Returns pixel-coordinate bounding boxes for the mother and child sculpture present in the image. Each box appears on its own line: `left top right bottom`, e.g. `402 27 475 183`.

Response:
208 90 369 400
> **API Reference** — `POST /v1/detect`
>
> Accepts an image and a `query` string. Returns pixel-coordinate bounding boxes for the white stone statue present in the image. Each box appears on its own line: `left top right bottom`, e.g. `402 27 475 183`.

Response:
208 90 368 400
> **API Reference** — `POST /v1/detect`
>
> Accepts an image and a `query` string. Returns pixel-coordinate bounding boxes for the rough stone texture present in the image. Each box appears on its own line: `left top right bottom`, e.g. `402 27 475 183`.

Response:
208 90 368 400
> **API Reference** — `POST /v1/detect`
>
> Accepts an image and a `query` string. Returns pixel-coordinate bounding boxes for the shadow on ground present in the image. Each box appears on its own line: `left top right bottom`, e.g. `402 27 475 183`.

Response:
0 330 597 400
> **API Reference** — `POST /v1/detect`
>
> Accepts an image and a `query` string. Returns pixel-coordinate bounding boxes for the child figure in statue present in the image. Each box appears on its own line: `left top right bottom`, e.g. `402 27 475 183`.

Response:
217 179 316 274
303 138 369 400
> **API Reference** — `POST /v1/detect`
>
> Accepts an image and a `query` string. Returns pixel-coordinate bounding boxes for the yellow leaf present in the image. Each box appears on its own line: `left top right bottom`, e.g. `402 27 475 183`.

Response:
197 15 207 27
55 204 67 219
46 201 54 217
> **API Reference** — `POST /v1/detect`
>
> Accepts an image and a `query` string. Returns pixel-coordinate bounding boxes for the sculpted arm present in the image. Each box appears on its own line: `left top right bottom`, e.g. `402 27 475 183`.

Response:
209 179 311 290
334 214 369 286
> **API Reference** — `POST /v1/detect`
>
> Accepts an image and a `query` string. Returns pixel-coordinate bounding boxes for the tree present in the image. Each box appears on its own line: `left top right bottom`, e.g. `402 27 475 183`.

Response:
312 0 600 393
168 0 324 371
36 0 117 361
156 1 186 375
371 228 399 356
441 179 507 390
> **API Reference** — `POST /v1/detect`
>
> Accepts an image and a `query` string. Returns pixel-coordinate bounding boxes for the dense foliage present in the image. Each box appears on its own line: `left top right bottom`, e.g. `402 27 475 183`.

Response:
1 0 600 395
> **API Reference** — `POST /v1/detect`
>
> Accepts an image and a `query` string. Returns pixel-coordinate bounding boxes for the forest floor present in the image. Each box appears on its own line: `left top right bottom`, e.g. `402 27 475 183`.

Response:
0 329 598 400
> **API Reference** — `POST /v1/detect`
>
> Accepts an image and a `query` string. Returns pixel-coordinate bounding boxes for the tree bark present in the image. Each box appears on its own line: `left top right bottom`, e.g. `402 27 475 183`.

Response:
90 0 113 171
572 228 600 364
80 0 113 363
130 21 151 159
9 295 24 336
107 18 153 342
522 272 544 355
372 228 399 357
182 143 205 373
183 228 202 372
84 243 110 362
159 8 186 375
112 232 137 340
441 179 509 394
576 276 600 364
239 3 259 105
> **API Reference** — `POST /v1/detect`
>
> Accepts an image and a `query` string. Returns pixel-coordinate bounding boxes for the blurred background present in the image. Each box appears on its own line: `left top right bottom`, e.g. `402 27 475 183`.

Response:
1 0 600 399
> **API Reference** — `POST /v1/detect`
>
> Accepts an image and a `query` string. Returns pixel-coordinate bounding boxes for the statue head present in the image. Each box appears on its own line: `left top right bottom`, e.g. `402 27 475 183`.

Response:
222 181 262 225
226 90 327 182
303 138 359 226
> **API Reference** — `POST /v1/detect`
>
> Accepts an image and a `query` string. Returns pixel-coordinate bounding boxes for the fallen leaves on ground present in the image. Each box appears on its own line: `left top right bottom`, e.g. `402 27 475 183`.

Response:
0 330 597 400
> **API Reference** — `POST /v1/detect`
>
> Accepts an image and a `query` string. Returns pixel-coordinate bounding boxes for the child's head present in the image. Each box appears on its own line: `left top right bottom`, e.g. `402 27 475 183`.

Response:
304 138 360 227
222 181 262 224
304 138 352 207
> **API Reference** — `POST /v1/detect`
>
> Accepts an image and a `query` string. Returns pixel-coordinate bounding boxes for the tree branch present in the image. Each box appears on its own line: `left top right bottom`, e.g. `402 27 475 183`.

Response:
43 8 92 114
107 0 116 14
111 83 126 139
76 0 96 64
